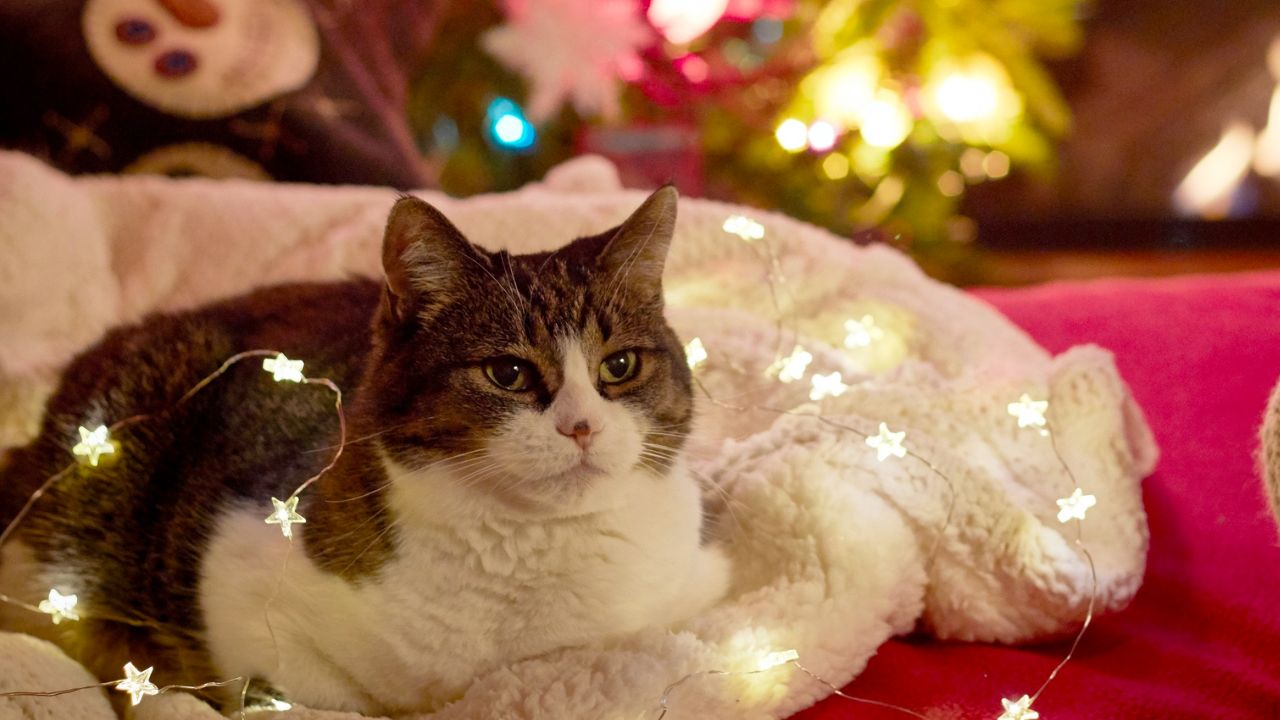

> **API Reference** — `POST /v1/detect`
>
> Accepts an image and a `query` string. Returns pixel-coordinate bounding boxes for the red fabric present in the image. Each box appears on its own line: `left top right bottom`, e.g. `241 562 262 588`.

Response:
793 270 1280 720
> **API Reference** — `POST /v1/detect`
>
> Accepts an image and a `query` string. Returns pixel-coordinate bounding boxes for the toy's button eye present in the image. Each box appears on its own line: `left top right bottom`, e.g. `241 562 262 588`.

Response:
154 50 198 78
115 18 156 45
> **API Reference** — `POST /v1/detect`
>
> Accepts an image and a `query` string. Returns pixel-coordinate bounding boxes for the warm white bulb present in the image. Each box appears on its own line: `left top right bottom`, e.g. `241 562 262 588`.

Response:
684 337 708 370
757 649 799 670
865 422 906 461
262 353 306 383
809 372 848 401
38 588 80 624
998 694 1040 720
116 662 160 706
843 315 884 348
265 496 307 539
1056 488 1097 523
1007 394 1049 430
72 425 115 467
769 346 813 383
722 215 765 241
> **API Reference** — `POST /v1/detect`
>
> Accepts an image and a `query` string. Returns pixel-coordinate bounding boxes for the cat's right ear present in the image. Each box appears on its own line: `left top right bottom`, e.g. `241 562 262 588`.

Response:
381 195 477 326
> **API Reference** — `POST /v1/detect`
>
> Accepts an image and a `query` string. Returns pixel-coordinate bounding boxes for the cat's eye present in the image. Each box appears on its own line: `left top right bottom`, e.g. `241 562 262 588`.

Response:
599 350 639 384
484 358 534 392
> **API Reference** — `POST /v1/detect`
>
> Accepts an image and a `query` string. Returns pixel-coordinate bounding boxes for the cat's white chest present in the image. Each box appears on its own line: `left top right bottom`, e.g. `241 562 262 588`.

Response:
198 464 720 714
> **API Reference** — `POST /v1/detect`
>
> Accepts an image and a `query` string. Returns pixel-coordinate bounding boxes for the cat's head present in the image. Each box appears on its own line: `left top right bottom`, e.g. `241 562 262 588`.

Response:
362 188 693 513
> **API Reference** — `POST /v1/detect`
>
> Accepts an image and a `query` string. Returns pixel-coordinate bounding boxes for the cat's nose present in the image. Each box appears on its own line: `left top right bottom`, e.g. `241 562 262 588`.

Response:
557 419 593 450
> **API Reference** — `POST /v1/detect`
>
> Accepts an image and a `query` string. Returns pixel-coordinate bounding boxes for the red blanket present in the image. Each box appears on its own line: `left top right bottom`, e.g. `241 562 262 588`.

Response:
795 270 1280 719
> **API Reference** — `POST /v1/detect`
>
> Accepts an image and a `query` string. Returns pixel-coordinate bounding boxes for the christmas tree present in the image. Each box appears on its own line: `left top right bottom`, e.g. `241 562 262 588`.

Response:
408 0 1087 265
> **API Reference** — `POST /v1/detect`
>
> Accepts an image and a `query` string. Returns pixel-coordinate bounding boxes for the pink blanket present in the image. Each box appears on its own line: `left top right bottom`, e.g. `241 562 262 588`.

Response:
798 270 1280 719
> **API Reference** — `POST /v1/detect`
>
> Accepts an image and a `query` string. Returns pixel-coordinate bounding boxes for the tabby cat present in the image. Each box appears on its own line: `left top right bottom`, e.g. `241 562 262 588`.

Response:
0 187 730 713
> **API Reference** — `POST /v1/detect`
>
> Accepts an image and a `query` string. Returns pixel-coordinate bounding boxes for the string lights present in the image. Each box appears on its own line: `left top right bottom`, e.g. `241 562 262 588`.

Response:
36 589 79 625
865 422 907 462
265 496 307 539
0 211 1104 720
0 348 347 712
808 371 848 401
646 213 1103 720
70 425 115 466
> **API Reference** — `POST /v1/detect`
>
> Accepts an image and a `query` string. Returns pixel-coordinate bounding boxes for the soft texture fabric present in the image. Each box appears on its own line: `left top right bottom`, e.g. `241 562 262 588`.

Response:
0 151 1155 719
795 272 1280 720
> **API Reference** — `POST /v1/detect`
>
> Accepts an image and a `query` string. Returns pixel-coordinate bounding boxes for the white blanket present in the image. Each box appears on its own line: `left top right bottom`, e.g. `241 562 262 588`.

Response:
0 151 1157 720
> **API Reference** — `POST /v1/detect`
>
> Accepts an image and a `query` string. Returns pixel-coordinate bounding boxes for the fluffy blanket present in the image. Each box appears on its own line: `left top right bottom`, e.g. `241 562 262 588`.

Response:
0 151 1157 720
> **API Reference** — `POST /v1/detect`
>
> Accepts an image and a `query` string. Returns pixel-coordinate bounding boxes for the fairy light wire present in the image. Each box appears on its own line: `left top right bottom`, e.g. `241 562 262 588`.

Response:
0 213 1107 719
0 349 348 713
650 217 1104 719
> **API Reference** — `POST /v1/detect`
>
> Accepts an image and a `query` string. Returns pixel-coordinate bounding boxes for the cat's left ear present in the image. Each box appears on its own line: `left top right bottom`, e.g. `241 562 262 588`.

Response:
599 185 677 301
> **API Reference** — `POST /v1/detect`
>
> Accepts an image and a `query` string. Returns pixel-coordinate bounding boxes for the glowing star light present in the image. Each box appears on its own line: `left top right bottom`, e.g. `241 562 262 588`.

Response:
684 337 708 370
116 662 159 706
758 649 799 671
72 425 115 466
265 496 306 539
263 353 305 383
722 214 765 241
998 694 1040 720
1056 488 1097 524
866 422 906 461
1007 394 1049 431
808 372 847 401
843 315 885 348
38 589 79 624
768 346 813 383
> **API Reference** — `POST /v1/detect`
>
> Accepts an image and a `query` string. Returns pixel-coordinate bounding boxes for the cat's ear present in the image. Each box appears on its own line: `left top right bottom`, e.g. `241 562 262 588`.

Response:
598 185 678 301
381 195 479 325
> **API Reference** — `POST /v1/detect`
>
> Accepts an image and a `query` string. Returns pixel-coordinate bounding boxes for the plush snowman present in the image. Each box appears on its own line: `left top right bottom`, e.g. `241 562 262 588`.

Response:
81 0 320 119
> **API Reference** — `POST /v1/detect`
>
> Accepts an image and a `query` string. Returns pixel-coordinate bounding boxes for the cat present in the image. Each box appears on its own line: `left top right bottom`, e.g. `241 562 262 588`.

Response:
0 187 731 714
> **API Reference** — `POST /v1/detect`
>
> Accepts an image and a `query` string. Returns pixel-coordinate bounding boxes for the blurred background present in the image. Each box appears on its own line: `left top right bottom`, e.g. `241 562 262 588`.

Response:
3 0 1278 285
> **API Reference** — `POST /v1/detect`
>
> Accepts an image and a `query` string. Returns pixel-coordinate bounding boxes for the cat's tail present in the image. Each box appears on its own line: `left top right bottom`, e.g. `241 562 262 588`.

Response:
1261 374 1280 539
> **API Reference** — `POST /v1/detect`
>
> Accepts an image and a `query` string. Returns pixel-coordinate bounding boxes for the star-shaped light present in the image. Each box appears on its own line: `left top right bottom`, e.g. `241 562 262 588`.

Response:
757 649 799 671
265 496 307 539
262 353 305 383
1007 394 1049 431
767 346 812 383
808 371 848 401
37 588 80 624
1056 488 1097 523
998 694 1039 720
116 662 159 706
722 214 765 241
72 425 115 466
865 422 907 461
684 337 708 370
843 315 884 348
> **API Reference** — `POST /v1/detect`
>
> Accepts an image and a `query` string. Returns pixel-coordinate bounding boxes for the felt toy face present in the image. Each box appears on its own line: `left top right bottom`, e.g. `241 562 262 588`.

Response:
81 0 320 119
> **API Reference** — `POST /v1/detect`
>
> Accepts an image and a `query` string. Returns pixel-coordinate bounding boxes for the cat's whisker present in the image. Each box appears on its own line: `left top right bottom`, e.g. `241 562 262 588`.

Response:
303 422 417 454
324 449 489 503
338 518 400 578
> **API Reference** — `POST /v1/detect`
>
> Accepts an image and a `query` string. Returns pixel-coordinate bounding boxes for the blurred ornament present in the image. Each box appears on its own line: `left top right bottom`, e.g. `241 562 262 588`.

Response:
483 0 651 121
648 0 728 44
